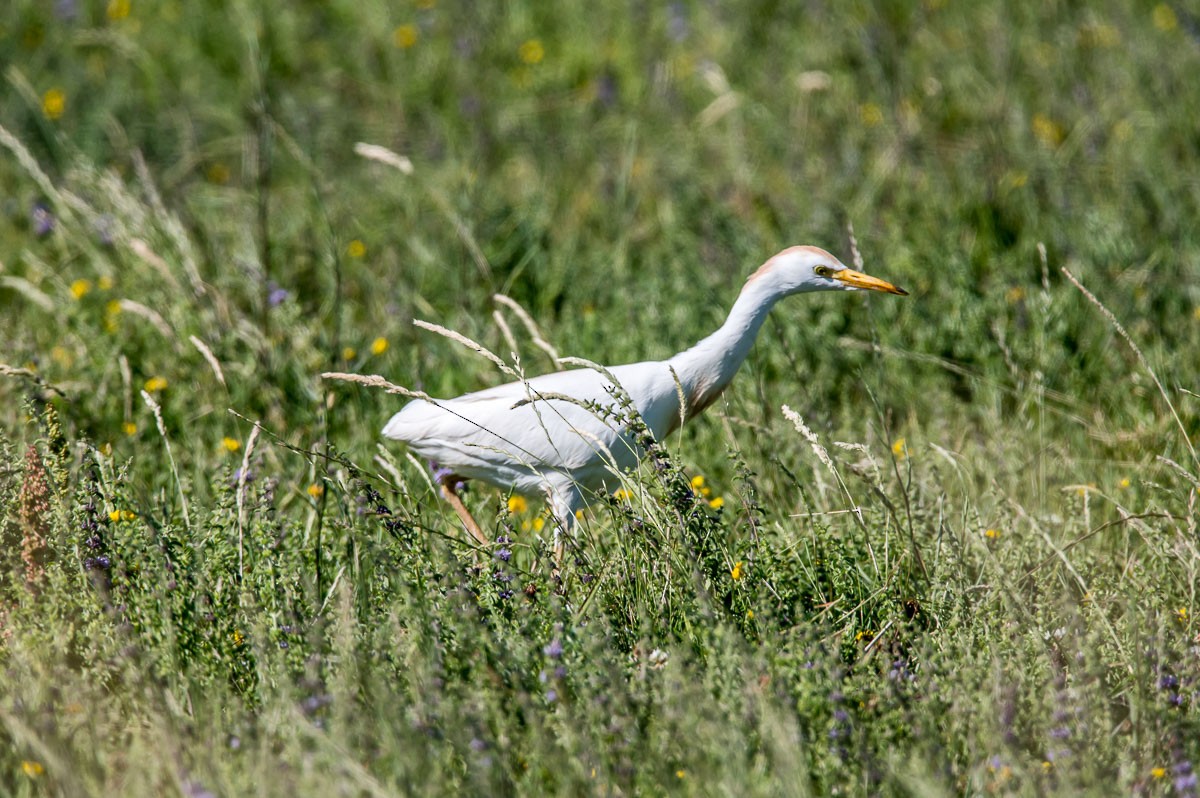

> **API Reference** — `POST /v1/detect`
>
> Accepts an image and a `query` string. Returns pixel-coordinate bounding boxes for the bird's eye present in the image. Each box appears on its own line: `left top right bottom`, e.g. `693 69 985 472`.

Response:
814 265 834 278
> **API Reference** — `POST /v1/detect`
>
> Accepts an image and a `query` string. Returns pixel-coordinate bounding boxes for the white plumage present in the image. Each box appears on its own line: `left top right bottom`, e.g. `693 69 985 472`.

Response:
384 245 906 545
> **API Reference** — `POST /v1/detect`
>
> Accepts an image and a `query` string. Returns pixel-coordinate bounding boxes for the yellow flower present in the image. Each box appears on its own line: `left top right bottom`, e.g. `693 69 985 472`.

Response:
106 300 123 318
347 239 366 258
574 509 584 520
1119 477 1131 488
859 102 884 127
1041 760 1053 772
1152 767 1166 779
206 162 230 184
70 278 92 299
891 438 907 459
393 24 418 49
107 0 131 21
533 516 546 532
144 376 168 392
1178 607 1189 622
507 495 528 514
690 474 705 490
121 510 136 521
222 437 241 453
1032 113 1065 148
746 610 754 620
709 496 725 509
21 761 43 777
1153 3 1177 31
613 488 631 501
675 770 685 779
985 528 1000 539
731 561 743 580
43 88 66 120
109 510 121 522
232 630 245 646
519 39 545 65
342 346 357 361
370 336 388 356
307 483 324 498
98 275 114 291
123 422 137 436
855 629 875 642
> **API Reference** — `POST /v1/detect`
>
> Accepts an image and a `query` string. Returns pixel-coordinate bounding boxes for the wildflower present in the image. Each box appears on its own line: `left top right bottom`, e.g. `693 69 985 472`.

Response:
859 103 884 127
206 162 230 184
690 474 705 490
1178 607 1189 622
307 483 324 498
106 299 122 317
32 202 55 236
347 239 366 258
1042 760 1053 772
675 770 686 779
731 561 743 580
613 488 631 501
1152 767 1166 779
1153 4 1178 31
98 275 114 290
108 510 121 522
144 376 168 392
106 0 130 21
1032 114 1065 148
267 282 289 307
21 761 44 778
342 346 357 361
855 629 875 642
123 422 137 436
985 528 1000 539
231 630 245 646
519 39 545 65
393 24 418 48
891 437 907 459
70 279 92 299
222 437 241 453
495 547 512 563
543 639 563 658
121 510 135 521
370 336 388 355
507 495 528 514
709 496 725 509
1119 477 1131 488
532 516 545 532
42 88 65 120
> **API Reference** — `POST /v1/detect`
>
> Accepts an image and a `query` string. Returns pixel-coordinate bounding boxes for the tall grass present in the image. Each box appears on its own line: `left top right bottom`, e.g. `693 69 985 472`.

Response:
1 1 1198 795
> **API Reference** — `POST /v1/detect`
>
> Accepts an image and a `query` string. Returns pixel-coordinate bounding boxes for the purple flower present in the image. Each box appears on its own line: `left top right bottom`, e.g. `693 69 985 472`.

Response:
54 0 79 22
1050 726 1070 739
267 282 289 307
543 639 563 658
1161 674 1180 690
31 202 54 237
495 548 512 563
546 689 558 703
1176 774 1198 793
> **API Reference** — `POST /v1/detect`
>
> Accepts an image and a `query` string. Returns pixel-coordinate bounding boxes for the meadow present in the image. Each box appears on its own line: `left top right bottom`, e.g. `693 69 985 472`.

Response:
1 0 1199 794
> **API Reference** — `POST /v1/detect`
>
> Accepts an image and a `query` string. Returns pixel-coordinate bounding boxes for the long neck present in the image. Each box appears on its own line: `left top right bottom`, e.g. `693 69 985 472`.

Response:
667 278 780 419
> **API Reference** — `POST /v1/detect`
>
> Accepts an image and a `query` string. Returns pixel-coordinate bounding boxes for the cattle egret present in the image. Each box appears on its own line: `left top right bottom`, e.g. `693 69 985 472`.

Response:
384 246 907 547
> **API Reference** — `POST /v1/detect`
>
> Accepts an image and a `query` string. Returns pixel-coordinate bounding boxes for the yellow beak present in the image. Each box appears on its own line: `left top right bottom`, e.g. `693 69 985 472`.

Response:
832 268 908 296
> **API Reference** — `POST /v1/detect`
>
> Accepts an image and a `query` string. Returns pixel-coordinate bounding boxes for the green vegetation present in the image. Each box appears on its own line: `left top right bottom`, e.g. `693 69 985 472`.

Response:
2 0 1198 794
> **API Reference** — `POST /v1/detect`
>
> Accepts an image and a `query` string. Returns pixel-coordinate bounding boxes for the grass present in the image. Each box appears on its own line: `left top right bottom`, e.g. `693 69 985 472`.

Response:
1 0 1199 794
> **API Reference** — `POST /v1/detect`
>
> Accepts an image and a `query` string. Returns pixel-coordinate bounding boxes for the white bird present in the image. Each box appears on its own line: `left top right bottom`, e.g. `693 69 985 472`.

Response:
383 246 906 547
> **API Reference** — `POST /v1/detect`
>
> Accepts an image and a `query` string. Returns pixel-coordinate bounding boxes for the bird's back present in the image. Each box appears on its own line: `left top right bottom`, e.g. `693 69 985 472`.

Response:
383 362 682 492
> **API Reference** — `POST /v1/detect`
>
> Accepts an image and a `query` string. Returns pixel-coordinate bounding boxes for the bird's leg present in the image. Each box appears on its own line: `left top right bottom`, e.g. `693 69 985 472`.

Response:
439 479 489 547
546 482 583 574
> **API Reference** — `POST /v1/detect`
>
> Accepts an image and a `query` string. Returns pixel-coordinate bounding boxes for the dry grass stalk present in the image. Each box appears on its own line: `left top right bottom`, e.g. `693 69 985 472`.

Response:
119 299 175 340
493 294 560 361
353 142 414 175
17 445 50 588
320 372 432 402
189 335 226 386
412 320 518 378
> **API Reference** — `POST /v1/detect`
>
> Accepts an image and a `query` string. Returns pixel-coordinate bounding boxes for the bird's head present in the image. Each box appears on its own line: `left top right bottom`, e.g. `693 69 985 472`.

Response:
750 246 908 297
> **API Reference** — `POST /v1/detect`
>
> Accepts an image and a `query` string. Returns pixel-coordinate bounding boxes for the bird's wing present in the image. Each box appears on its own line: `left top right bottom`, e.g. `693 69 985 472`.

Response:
382 363 681 485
